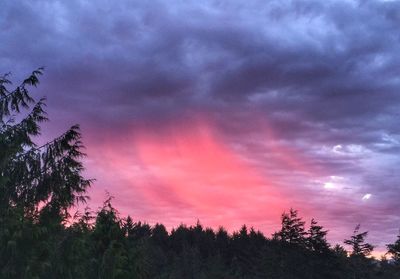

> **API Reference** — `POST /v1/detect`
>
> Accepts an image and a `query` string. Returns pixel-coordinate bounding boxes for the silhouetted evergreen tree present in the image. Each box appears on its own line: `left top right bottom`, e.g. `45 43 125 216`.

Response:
0 69 91 278
387 230 400 265
307 218 330 253
344 225 376 279
0 69 90 215
275 208 307 246
345 224 374 257
91 197 128 278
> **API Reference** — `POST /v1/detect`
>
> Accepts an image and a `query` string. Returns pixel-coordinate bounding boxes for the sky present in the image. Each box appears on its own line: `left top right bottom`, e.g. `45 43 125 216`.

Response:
1 0 400 253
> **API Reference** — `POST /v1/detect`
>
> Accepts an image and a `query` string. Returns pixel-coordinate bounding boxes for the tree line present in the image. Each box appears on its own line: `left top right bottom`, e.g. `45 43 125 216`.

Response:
1 69 400 278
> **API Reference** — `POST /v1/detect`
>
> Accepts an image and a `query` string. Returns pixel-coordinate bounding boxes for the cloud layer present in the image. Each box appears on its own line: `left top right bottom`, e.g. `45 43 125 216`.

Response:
2 0 400 251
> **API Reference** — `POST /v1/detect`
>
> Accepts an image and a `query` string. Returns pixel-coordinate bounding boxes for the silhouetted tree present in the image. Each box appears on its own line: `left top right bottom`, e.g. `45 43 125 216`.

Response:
332 244 348 258
344 225 375 279
387 230 400 265
275 208 307 246
0 69 91 215
344 224 374 257
0 69 91 278
91 197 128 278
307 218 330 253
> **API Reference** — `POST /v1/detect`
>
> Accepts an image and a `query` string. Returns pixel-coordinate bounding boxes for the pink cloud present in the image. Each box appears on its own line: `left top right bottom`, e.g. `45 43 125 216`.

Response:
80 114 394 257
83 116 298 232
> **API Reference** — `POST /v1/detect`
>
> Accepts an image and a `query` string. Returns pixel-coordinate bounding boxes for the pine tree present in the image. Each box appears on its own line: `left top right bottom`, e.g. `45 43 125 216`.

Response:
0 68 91 215
151 223 169 249
387 230 400 264
344 225 375 279
332 244 348 258
0 69 92 278
275 208 307 246
123 215 135 238
344 224 374 257
307 218 330 253
92 197 128 279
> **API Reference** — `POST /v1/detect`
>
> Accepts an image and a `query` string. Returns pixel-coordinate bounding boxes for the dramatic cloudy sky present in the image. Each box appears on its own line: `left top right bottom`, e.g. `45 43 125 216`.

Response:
2 0 400 253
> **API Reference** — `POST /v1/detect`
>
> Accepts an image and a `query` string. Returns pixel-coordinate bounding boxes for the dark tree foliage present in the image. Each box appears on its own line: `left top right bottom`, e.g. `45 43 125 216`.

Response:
0 69 91 214
1 70 400 279
387 231 400 265
307 218 330 253
274 208 307 246
344 225 377 279
344 224 374 257
0 69 92 278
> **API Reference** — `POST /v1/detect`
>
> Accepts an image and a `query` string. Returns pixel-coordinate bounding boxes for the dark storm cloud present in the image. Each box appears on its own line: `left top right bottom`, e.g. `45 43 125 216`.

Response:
2 0 399 127
2 0 400 248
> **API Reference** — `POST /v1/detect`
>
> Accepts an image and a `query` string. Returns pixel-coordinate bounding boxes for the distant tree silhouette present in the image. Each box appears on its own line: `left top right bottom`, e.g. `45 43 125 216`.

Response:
344 225 376 279
344 224 374 257
275 208 307 246
387 231 400 264
332 244 348 258
94 198 129 279
307 218 330 253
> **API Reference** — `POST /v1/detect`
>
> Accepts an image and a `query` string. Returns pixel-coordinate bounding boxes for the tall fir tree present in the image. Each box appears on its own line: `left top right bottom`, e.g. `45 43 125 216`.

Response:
0 69 91 278
275 208 307 246
307 218 330 253
344 224 374 257
387 230 400 264
0 68 91 215
344 225 376 279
